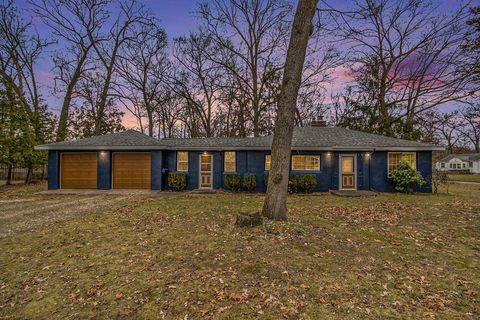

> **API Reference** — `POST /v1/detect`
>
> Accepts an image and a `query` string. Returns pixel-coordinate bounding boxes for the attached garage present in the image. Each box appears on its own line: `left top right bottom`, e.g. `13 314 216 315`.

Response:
61 153 97 189
112 152 151 189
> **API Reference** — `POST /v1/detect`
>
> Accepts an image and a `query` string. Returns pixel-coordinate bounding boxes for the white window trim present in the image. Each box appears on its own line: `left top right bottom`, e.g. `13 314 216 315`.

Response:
224 151 236 173
387 152 417 175
291 155 321 171
176 151 188 172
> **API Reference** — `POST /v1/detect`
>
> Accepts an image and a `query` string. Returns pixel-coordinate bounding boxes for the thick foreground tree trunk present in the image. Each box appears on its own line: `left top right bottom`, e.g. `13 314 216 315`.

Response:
262 0 318 220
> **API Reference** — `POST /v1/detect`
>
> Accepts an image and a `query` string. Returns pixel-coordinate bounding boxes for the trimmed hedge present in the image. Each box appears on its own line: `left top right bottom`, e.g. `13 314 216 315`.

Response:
168 172 187 191
264 172 317 193
224 173 242 191
242 173 257 192
288 173 317 193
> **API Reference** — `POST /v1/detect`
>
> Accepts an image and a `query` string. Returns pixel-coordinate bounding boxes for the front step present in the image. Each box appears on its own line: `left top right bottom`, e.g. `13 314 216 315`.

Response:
190 189 216 194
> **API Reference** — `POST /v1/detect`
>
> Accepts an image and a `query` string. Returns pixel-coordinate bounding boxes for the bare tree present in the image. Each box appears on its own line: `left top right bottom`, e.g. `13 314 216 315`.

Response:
30 0 108 141
199 0 291 137
329 0 475 138
170 32 223 137
459 103 480 152
79 0 154 135
263 0 318 220
116 21 169 136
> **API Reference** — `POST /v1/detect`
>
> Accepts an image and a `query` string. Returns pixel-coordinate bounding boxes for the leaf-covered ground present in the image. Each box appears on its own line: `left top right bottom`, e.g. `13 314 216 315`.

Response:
0 184 479 319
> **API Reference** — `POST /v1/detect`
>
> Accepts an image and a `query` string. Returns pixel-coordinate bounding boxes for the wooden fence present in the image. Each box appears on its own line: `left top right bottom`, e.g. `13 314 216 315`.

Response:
0 167 46 181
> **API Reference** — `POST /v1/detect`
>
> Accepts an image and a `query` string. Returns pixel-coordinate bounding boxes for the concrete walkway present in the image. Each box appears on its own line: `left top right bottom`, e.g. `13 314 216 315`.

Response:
330 190 378 197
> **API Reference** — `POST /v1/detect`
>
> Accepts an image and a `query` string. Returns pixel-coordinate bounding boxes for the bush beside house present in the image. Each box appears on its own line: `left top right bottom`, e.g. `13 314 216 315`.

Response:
224 173 242 191
168 172 187 191
390 161 425 194
264 172 317 193
242 173 257 192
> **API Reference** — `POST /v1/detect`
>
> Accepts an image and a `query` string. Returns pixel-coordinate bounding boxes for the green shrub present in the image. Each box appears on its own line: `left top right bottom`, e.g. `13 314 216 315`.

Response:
390 161 425 194
168 172 187 191
243 173 257 192
263 172 316 193
224 173 242 191
288 173 317 193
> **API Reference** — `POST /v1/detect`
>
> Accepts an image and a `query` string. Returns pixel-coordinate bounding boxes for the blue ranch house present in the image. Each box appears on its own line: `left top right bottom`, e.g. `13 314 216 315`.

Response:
35 124 443 193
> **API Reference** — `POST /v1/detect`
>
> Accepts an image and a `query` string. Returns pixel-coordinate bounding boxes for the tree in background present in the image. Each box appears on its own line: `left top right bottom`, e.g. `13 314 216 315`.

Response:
263 0 318 220
0 1 54 184
170 32 223 137
30 0 107 142
329 0 475 139
116 20 169 137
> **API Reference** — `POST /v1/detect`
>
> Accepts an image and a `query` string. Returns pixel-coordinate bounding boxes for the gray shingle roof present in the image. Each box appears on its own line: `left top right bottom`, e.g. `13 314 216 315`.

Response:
35 127 444 151
438 153 480 162
35 129 164 150
161 127 443 150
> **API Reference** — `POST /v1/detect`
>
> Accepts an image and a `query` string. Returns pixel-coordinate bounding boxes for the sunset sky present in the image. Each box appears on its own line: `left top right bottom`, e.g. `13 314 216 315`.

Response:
18 0 475 129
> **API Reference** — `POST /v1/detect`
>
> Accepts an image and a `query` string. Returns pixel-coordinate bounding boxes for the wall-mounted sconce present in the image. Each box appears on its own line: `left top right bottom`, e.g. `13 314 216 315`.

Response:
365 152 371 158
326 152 331 156
99 150 108 158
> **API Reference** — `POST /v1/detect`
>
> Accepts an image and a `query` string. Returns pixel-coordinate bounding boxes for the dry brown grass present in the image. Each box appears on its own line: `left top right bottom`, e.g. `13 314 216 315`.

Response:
0 183 479 319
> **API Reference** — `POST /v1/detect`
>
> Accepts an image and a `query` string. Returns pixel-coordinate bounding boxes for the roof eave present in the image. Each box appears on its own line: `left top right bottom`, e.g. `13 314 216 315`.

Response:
34 145 166 151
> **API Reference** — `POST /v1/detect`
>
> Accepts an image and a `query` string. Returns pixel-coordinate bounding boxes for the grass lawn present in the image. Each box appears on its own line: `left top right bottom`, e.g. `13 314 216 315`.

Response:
0 184 479 319
448 174 480 183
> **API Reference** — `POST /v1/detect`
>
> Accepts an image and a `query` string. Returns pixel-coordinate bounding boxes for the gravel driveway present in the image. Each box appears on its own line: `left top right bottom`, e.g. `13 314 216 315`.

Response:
0 183 155 238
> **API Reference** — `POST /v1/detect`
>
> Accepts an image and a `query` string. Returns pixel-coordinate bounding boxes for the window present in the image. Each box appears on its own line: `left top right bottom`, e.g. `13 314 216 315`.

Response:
291 155 320 171
265 155 271 170
387 152 416 174
177 151 188 172
441 163 445 168
224 151 236 172
463 163 467 168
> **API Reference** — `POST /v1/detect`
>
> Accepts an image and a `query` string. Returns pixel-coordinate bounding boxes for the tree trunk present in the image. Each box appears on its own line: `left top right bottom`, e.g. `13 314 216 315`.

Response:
262 0 318 220
24 167 32 185
6 164 12 185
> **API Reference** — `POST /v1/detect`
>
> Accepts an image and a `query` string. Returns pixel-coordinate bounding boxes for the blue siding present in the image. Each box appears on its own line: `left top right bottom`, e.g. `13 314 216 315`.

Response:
48 150 59 190
151 151 163 190
47 149 433 193
97 151 111 189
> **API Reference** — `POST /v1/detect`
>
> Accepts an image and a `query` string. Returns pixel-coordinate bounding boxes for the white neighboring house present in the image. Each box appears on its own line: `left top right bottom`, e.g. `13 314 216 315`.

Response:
435 153 480 174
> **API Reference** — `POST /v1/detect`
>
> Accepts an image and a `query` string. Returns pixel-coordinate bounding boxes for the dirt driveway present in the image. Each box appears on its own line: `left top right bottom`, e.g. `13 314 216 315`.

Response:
0 183 163 238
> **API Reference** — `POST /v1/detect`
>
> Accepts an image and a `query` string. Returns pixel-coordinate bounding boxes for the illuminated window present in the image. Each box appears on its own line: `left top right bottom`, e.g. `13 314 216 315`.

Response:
265 155 271 170
177 151 188 172
387 152 416 174
224 151 236 172
291 155 320 171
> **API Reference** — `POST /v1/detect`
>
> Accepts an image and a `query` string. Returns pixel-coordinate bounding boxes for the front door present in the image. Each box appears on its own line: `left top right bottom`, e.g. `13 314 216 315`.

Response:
340 155 356 190
199 154 213 189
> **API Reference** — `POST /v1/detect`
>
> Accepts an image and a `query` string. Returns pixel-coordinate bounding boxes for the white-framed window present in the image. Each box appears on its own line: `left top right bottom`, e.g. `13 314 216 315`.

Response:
387 152 416 174
291 155 320 171
224 151 236 172
177 151 188 172
462 163 467 168
441 163 445 168
265 155 271 170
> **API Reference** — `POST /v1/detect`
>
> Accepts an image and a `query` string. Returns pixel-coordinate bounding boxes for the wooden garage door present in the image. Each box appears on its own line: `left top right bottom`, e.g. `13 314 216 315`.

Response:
61 153 97 189
113 153 151 189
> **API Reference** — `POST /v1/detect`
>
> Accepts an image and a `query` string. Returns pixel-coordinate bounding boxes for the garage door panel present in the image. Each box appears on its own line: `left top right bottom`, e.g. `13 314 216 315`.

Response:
61 153 97 189
113 153 151 189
